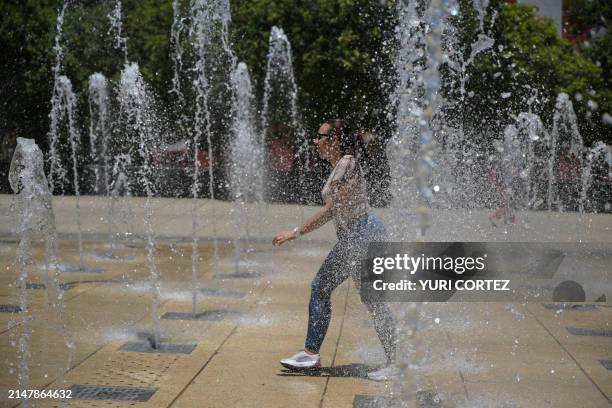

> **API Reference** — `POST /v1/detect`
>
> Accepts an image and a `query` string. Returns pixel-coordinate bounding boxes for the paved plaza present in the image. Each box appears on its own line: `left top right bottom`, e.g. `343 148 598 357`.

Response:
0 195 610 407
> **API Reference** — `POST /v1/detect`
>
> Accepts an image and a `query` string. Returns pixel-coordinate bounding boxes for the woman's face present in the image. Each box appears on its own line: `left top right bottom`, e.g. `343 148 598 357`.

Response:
314 123 339 161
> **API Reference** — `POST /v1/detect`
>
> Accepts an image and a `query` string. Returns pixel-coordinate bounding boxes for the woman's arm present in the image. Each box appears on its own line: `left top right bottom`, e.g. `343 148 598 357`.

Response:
272 198 334 246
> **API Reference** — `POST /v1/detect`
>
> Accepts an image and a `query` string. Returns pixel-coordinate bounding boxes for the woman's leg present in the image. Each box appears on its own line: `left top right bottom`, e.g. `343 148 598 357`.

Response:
305 243 350 353
362 300 397 363
351 215 397 363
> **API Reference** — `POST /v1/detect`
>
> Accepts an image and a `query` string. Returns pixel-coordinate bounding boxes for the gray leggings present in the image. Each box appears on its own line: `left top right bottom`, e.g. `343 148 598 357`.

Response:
304 214 396 362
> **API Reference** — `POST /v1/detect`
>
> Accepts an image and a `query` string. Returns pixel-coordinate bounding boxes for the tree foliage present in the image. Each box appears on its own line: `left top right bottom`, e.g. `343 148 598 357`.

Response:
230 0 396 133
0 0 610 195
0 0 58 146
443 0 610 147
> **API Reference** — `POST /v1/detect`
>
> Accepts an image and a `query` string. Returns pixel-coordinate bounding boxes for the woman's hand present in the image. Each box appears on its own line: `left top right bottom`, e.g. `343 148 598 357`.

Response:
273 200 333 247
273 230 296 246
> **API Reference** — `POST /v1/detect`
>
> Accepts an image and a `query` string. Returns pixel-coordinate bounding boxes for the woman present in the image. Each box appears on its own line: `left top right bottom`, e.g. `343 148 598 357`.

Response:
273 119 397 381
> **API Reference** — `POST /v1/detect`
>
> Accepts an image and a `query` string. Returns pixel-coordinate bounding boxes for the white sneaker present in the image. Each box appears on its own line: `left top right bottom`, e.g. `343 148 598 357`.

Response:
280 350 321 369
367 365 399 381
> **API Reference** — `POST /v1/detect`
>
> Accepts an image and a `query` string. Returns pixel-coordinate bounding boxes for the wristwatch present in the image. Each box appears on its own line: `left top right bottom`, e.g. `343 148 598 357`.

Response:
293 227 301 238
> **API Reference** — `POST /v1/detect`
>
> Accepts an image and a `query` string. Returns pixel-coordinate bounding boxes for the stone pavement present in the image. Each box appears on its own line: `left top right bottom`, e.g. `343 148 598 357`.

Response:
0 194 610 407
1 194 611 243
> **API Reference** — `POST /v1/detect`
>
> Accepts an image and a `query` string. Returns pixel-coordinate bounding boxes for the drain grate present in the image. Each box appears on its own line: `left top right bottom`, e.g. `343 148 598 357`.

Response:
120 341 197 354
214 271 262 279
0 238 19 243
599 360 612 370
60 282 78 290
0 305 22 313
59 264 105 273
353 395 394 408
567 327 612 337
90 252 135 261
87 349 179 388
25 282 76 291
198 287 245 298
544 303 598 311
162 310 240 321
353 391 441 408
70 384 156 402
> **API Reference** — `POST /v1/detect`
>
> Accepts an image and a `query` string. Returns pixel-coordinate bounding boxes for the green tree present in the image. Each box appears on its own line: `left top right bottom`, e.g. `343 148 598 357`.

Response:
230 0 396 133
0 0 60 150
564 0 612 134
443 0 610 147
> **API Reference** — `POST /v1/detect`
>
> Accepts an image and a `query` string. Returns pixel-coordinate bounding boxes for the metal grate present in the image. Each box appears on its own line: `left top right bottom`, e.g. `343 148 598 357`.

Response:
90 252 135 261
162 310 239 321
353 391 441 408
544 303 598 311
599 360 612 370
120 341 197 354
25 282 76 290
198 287 245 298
60 282 78 290
353 395 393 408
59 264 105 273
70 384 156 402
214 271 261 279
0 304 22 313
567 327 612 337
88 349 179 387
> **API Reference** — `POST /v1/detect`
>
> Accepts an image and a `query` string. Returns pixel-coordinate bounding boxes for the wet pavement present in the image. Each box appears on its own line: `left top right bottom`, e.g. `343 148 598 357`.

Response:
0 194 610 407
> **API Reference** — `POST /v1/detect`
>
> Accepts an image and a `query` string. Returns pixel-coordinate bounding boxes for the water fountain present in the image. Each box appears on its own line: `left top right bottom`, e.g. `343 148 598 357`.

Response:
99 153 136 258
580 141 611 213
387 0 428 240
107 0 128 61
47 0 68 195
117 63 162 347
384 1 610 402
47 1 95 272
433 0 495 211
387 0 460 405
547 93 584 211
6 0 610 405
88 73 133 257
167 0 241 301
227 62 264 278
88 73 111 195
9 138 74 406
186 0 219 313
109 154 133 232
493 124 529 219
514 112 550 209
260 26 304 204
170 0 187 138
48 75 88 271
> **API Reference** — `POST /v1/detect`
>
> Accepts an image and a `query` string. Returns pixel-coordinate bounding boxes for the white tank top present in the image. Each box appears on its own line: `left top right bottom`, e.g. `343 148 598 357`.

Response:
321 155 370 232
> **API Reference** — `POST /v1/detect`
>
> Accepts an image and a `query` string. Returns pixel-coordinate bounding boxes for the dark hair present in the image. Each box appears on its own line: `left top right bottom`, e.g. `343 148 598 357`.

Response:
324 118 362 157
